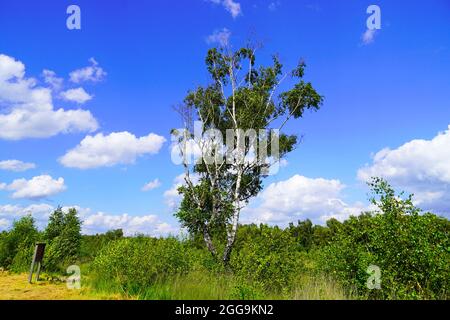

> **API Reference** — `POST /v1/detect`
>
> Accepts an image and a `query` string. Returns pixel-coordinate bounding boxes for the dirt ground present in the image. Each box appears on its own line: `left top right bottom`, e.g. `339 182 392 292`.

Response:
0 271 121 300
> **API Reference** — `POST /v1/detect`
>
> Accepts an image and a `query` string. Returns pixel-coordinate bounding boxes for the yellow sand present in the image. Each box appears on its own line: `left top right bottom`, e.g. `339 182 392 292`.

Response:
0 271 122 300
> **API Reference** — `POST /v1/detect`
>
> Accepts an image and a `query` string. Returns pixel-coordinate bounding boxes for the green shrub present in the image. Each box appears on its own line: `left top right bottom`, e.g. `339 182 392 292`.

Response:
79 231 123 263
10 243 34 273
43 207 82 272
0 215 38 270
91 237 191 295
231 224 303 292
318 178 450 300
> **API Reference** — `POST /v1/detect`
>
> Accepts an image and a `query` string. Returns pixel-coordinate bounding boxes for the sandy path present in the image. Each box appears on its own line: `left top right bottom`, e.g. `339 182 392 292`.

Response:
0 271 121 300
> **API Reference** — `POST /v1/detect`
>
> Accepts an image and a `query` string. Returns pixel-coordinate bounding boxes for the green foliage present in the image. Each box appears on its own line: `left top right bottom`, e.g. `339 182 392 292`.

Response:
318 178 450 299
175 46 323 261
0 215 38 270
44 207 82 272
231 224 303 292
91 237 191 295
44 206 64 241
0 178 447 301
289 219 314 251
10 243 35 273
79 229 124 263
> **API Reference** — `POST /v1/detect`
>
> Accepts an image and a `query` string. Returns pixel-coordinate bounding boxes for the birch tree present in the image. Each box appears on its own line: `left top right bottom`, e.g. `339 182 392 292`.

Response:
173 46 323 265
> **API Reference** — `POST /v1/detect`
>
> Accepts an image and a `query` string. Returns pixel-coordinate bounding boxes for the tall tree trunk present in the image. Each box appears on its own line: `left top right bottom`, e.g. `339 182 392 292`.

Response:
223 167 243 265
203 224 216 257
222 208 240 265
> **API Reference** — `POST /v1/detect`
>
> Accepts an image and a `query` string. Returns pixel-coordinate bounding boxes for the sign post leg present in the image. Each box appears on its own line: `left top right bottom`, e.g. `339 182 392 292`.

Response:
28 243 46 284
28 260 35 284
36 262 42 282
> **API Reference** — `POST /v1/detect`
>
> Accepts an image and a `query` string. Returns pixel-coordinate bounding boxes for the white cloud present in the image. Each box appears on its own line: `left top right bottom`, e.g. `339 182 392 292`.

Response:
362 29 377 45
0 204 178 236
206 28 231 47
223 0 242 18
164 173 200 209
358 125 450 214
59 131 166 169
60 87 93 104
0 160 36 172
208 0 242 18
0 203 54 230
142 178 162 191
82 211 178 236
164 174 187 209
69 58 106 83
0 175 66 200
0 219 8 228
242 175 366 225
0 54 98 140
42 69 63 91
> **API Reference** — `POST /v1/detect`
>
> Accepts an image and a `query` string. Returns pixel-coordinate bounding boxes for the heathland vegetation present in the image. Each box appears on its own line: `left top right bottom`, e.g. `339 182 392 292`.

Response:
0 178 448 300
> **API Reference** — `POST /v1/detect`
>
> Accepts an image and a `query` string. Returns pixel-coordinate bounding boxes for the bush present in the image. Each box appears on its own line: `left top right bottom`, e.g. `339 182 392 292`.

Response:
43 207 82 272
91 237 191 294
318 178 450 299
231 224 303 292
0 215 38 271
79 230 123 263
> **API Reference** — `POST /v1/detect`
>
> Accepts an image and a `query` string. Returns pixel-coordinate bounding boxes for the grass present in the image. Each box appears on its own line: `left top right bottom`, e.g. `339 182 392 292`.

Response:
88 269 351 300
0 263 351 300
291 274 352 300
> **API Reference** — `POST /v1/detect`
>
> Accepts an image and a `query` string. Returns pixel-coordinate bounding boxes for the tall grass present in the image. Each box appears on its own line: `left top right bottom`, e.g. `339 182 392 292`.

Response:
87 268 350 300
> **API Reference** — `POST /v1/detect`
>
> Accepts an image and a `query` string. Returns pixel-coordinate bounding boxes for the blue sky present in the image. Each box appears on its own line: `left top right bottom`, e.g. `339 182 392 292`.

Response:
0 0 449 235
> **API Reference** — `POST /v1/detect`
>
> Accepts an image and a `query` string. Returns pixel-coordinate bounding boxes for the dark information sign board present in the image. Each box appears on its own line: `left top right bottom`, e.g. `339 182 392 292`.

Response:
34 243 46 263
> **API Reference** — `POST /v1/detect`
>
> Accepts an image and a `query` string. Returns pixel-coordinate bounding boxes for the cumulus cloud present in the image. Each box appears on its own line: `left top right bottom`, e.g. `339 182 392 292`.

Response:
69 58 106 83
164 174 188 209
0 204 178 236
358 125 450 214
163 173 200 209
0 160 36 172
206 28 231 47
82 211 178 236
0 175 66 200
142 178 162 192
208 0 242 18
0 54 98 140
0 203 54 230
59 131 166 169
241 175 366 225
42 69 63 91
60 87 93 104
0 219 8 228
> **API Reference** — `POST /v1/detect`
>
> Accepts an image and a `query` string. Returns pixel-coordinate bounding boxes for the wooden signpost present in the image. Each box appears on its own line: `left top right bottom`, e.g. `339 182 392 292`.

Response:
28 243 46 284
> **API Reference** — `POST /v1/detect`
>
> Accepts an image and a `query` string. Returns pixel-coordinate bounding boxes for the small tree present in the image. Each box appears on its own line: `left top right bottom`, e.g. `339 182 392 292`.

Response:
0 215 38 270
45 207 82 271
173 46 323 264
60 208 82 262
44 206 64 242
319 178 450 299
